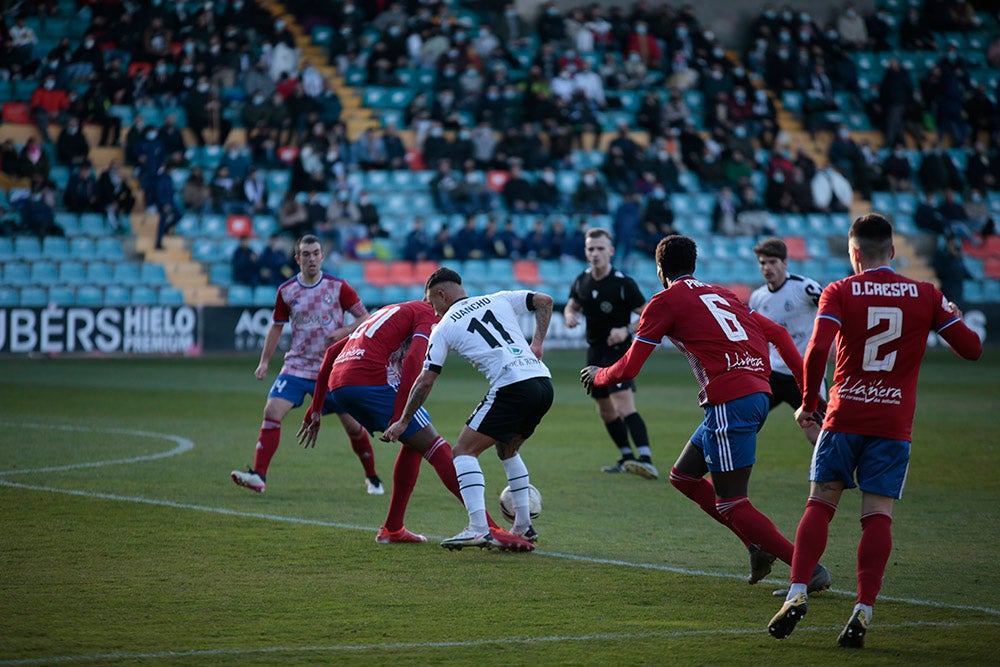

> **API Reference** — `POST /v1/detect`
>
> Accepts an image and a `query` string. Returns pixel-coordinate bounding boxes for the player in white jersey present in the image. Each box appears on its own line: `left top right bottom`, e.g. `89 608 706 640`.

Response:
748 238 826 447
383 267 555 550
230 235 382 495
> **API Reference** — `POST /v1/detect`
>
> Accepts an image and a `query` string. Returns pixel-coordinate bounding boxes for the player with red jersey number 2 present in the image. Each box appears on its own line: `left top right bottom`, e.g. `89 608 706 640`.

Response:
767 213 982 648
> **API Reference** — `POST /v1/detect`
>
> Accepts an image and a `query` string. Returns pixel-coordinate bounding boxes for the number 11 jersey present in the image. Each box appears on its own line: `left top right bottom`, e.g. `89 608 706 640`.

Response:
425 290 552 389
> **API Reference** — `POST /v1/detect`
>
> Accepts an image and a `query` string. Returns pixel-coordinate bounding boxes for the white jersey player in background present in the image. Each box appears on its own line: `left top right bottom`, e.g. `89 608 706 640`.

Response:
748 237 826 446
383 267 555 551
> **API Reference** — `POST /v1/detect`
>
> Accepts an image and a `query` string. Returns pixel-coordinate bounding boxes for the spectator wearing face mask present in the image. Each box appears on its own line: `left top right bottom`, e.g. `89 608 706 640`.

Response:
572 169 609 214
626 21 662 69
185 77 231 146
29 76 70 144
55 116 90 167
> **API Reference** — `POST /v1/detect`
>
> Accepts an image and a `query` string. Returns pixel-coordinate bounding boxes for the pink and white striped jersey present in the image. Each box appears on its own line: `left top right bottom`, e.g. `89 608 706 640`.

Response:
273 273 367 380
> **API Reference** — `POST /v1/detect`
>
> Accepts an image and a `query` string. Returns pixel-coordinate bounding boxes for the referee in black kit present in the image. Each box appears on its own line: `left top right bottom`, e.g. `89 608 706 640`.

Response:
564 228 657 479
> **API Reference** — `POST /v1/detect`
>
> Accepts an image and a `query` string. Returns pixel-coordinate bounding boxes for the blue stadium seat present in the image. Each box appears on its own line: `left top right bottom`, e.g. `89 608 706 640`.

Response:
55 212 80 235
48 286 75 306
3 263 30 286
209 264 233 287
227 285 254 306
112 262 141 283
201 214 227 237
104 285 131 305
253 215 278 237
69 237 96 258
0 286 18 307
158 286 185 306
14 237 42 259
131 285 157 306
140 263 168 285
58 261 86 284
266 169 291 193
75 285 104 306
80 213 108 235
95 237 125 260
30 261 59 285
311 25 333 46
176 214 200 236
43 236 70 259
0 237 13 261
85 261 115 285
19 286 48 307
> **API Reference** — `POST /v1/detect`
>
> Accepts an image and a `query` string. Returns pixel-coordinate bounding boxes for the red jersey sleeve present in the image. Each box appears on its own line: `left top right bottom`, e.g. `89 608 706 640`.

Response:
306 337 349 419
594 292 671 386
933 293 983 360
752 310 804 391
272 284 290 323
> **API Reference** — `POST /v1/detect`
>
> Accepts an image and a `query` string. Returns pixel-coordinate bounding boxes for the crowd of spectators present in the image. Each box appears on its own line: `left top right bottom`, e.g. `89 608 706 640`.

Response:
1 0 998 282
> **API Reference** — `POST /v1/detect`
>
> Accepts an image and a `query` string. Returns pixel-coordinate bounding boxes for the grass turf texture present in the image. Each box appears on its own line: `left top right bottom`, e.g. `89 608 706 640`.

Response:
1 348 997 665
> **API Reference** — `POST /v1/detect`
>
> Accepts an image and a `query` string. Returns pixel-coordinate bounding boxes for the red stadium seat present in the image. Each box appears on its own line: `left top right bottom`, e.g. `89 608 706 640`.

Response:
226 215 253 237
128 61 153 77
364 260 391 287
782 236 809 260
412 260 439 285
486 170 510 193
513 260 541 285
388 260 418 285
2 102 30 124
725 283 752 304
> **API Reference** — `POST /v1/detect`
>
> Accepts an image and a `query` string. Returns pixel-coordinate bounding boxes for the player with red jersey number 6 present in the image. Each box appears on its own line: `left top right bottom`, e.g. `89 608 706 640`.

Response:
580 235 831 592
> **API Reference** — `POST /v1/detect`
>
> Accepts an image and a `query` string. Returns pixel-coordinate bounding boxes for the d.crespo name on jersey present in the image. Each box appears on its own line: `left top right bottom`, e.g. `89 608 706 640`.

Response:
851 281 919 297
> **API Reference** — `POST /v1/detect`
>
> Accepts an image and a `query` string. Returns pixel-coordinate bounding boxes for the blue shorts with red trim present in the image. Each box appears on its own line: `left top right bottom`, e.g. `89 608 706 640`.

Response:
266 374 346 417
810 430 911 499
326 384 432 440
689 392 769 473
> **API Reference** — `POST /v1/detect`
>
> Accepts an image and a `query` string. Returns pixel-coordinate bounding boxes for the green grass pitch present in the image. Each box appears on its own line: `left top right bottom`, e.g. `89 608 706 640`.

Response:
1 348 998 665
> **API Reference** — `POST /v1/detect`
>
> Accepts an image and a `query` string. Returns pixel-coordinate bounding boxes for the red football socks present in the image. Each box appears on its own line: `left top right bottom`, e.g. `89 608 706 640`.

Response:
384 445 422 532
348 428 378 477
252 419 281 477
857 511 893 606
790 497 838 584
718 495 794 565
670 468 751 548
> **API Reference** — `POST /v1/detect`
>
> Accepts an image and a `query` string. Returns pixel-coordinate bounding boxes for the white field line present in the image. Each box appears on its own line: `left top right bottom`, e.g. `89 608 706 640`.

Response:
3 422 1000 619
1 621 999 666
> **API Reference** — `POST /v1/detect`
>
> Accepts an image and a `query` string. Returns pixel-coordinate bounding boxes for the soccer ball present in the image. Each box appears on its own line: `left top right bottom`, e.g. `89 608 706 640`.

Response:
498 484 542 524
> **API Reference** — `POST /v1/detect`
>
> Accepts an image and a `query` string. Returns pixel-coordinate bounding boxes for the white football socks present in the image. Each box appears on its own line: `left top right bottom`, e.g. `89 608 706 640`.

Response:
454 455 488 532
501 453 531 532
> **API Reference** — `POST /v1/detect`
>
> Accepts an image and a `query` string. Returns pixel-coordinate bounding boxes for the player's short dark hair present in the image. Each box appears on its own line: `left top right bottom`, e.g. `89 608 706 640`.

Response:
655 235 697 281
753 237 787 260
585 228 613 243
295 234 322 253
425 267 462 291
850 213 893 259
